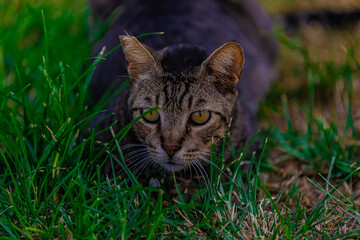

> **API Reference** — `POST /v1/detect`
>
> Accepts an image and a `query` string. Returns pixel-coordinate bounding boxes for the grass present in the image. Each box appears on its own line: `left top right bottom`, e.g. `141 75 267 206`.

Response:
1 0 360 239
258 0 360 14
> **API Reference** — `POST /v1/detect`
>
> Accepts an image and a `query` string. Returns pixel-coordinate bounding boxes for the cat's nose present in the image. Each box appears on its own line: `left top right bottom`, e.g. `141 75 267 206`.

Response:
162 144 181 157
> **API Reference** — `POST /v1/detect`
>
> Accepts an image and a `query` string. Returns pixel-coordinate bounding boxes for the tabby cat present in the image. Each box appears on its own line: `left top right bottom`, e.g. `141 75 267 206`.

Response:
88 0 277 173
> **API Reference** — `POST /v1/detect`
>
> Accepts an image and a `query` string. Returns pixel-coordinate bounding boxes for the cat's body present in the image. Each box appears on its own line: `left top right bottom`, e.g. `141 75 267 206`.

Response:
89 0 277 172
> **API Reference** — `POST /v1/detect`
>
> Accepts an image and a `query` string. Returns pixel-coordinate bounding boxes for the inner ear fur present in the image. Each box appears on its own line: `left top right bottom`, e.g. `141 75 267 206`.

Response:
119 35 161 78
201 42 245 94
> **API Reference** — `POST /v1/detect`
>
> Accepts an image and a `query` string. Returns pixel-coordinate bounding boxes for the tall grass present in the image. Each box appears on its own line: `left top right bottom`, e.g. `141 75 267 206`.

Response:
262 29 360 175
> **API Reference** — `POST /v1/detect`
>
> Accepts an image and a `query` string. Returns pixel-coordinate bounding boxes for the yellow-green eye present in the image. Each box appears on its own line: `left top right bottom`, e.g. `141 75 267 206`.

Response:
190 111 210 125
143 109 160 123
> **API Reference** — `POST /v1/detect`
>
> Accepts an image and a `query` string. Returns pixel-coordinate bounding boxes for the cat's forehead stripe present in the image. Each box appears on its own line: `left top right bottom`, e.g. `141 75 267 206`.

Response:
162 85 170 103
177 82 189 108
155 94 160 106
188 96 193 109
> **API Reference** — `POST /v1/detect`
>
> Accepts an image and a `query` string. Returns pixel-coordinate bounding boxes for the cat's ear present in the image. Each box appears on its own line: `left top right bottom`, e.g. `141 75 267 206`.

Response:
201 42 244 94
119 35 160 78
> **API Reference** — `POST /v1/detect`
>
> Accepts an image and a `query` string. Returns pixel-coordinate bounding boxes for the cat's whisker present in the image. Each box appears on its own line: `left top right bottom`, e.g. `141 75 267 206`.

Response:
125 153 150 167
116 154 145 172
141 160 155 177
130 159 148 175
194 160 209 187
121 146 150 169
160 166 166 176
126 159 147 173
113 151 148 175
198 156 236 183
151 161 158 172
133 156 153 176
124 147 148 155
200 150 220 157
190 161 203 185
187 162 193 180
127 154 150 170
111 143 155 177
196 160 210 186
142 157 157 177
121 143 148 150
124 148 149 159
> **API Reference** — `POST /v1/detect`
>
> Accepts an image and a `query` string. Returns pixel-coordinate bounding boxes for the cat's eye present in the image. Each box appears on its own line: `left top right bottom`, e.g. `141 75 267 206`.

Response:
142 109 160 123
190 111 210 125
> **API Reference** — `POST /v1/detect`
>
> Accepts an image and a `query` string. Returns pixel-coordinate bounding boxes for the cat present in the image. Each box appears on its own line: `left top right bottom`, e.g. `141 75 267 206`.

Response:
88 0 277 173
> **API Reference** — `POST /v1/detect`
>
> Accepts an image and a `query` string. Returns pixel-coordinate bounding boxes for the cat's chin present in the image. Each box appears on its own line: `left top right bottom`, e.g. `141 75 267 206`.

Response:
161 162 186 172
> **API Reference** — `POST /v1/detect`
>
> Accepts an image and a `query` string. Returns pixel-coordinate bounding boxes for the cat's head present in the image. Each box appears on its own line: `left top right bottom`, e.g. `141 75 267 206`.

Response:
119 35 244 172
